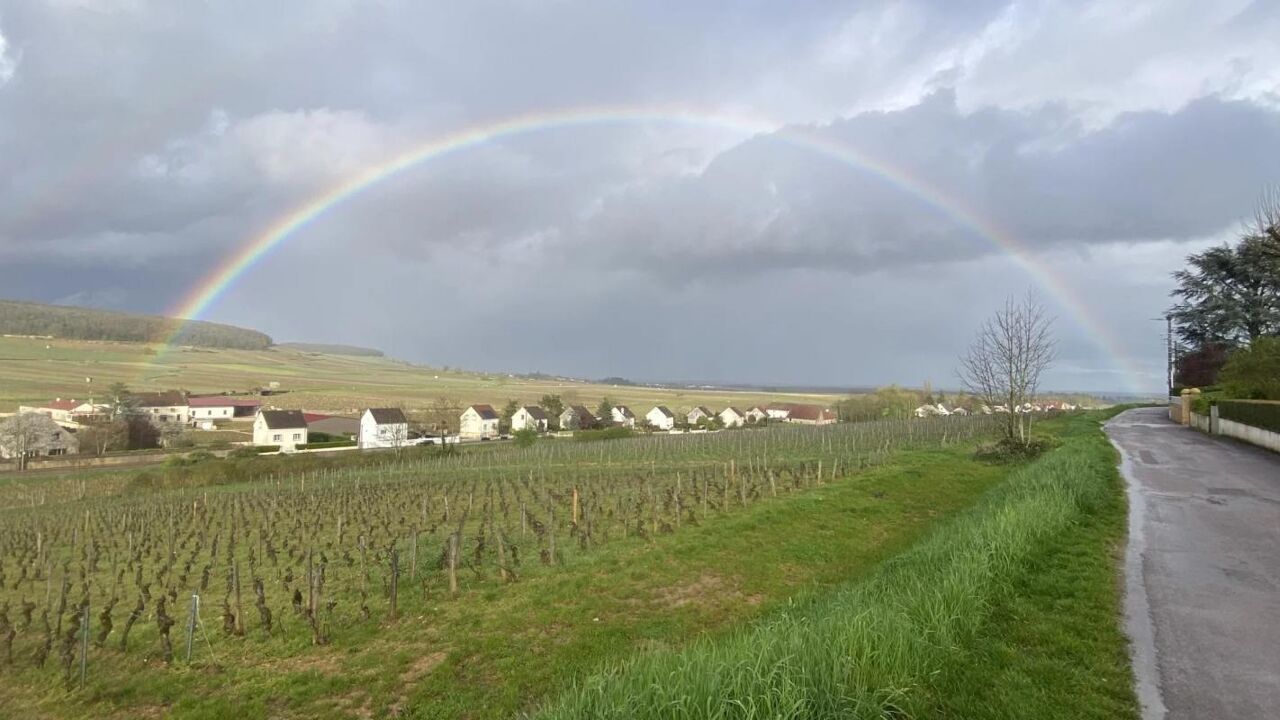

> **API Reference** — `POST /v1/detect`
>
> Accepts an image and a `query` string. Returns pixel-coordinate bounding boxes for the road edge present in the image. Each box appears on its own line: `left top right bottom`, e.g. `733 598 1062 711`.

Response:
1106 410 1168 720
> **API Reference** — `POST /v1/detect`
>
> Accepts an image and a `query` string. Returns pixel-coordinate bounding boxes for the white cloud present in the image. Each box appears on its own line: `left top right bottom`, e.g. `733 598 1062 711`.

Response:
0 22 18 85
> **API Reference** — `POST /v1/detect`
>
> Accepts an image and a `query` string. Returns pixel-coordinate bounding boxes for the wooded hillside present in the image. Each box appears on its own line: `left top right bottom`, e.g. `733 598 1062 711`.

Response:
0 299 273 349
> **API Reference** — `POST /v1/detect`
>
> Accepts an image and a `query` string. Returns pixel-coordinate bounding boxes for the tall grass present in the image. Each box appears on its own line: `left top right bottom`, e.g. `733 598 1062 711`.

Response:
535 423 1115 719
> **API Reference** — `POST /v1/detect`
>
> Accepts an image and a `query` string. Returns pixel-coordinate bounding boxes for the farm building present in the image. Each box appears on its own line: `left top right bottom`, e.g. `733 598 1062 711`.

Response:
745 406 769 423
0 412 78 461
765 403 793 420
254 410 308 452
460 404 500 439
359 408 410 449
646 406 675 430
784 403 838 425
305 414 360 438
611 405 636 428
131 391 190 424
18 398 109 425
719 407 746 428
188 395 262 429
511 406 549 432
559 405 599 431
687 406 713 424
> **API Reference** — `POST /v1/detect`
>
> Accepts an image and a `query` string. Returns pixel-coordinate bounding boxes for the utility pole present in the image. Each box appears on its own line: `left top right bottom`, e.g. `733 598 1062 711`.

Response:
1166 314 1175 395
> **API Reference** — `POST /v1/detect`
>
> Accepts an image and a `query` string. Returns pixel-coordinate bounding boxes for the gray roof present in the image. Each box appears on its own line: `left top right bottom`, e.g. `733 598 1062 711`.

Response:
467 404 499 420
650 405 674 418
259 409 307 430
519 405 548 420
366 408 408 425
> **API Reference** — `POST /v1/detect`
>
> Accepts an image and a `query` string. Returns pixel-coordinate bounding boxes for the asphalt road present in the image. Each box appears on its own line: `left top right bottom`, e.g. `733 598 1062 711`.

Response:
1106 407 1280 720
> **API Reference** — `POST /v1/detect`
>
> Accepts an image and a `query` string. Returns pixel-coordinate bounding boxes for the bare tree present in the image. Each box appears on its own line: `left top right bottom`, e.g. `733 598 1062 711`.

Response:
958 293 1057 445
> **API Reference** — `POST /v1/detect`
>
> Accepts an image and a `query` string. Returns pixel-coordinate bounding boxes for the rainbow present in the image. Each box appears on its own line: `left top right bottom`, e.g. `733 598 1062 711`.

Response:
162 104 1148 390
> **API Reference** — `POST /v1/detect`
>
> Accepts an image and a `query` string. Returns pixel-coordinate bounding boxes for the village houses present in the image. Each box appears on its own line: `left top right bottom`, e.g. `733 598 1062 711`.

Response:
745 406 769 423
0 412 79 463
511 405 549 432
18 398 109 425
460 404 500 439
187 395 262 429
253 409 308 452
358 408 410 449
719 407 747 428
611 405 636 428
132 391 191 425
646 406 675 430
559 405 598 431
686 406 713 425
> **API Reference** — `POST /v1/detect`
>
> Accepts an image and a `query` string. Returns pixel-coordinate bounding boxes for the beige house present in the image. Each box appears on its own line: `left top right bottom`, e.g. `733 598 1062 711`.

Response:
646 406 675 430
511 406 549 432
0 412 78 464
559 405 598 431
460 404 500 439
253 410 308 452
745 406 769 423
719 407 747 428
132 391 190 425
687 406 713 425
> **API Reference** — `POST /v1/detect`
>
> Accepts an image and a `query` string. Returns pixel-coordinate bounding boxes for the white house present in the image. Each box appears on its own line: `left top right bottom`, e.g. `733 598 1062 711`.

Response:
460 404 500 439
687 406 713 425
359 408 410 449
745 406 769 423
765 403 793 421
187 395 262 429
253 410 308 452
0 412 78 463
951 407 970 416
511 405 549 432
719 407 746 428
783 404 839 425
132 391 191 425
611 405 636 428
559 405 599 431
646 406 675 430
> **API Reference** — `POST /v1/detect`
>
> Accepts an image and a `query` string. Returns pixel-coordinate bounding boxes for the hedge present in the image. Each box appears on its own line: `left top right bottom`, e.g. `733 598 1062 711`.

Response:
1217 400 1280 434
298 440 357 450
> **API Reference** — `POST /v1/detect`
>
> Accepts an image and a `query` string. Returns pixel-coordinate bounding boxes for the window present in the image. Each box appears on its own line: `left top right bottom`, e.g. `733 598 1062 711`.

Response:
272 434 281 442
292 433 301 441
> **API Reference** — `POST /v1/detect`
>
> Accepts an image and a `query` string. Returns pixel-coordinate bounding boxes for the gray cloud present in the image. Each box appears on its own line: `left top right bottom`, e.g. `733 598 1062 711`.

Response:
2 1 1279 393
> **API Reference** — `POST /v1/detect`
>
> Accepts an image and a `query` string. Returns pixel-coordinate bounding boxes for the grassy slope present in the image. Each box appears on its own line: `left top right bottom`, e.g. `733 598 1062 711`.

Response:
0 336 838 416
535 412 1137 719
0 445 1007 719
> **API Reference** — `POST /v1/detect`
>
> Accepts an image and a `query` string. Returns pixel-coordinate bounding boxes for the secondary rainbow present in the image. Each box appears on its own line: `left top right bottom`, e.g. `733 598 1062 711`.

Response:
164 104 1146 390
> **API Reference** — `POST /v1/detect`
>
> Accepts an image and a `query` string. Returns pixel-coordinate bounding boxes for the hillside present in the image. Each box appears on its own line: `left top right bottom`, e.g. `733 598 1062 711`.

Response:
0 335 840 416
277 342 384 357
0 299 272 350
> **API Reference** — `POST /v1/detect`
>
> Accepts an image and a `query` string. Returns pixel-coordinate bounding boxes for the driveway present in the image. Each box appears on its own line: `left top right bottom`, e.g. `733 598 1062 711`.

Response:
1106 407 1280 720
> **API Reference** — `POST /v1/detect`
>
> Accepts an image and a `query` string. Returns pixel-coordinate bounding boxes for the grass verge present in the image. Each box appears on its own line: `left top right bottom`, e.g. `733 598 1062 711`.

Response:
535 411 1137 719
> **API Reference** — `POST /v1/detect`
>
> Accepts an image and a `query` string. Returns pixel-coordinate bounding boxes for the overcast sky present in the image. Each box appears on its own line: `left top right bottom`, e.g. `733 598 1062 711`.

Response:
3 1 1279 394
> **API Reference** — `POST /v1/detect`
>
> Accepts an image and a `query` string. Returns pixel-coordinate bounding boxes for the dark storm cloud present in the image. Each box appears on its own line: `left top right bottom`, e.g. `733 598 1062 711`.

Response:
1 1 1278 392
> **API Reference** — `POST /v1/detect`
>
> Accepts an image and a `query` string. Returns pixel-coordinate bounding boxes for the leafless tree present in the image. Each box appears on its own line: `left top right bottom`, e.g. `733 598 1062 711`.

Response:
958 293 1058 445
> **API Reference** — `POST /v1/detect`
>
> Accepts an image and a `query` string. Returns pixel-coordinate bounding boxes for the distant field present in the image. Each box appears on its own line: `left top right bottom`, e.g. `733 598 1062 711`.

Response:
0 336 841 416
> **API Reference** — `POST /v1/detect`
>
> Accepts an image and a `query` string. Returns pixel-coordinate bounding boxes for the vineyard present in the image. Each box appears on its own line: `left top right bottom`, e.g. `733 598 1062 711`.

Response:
0 416 996 697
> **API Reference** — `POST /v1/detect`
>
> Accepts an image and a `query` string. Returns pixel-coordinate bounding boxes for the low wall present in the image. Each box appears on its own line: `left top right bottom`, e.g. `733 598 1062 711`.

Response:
1190 411 1212 433
1218 417 1280 453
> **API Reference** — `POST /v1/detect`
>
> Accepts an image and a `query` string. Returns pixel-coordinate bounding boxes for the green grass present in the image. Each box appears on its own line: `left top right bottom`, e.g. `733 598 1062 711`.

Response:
533 412 1137 720
0 442 1008 719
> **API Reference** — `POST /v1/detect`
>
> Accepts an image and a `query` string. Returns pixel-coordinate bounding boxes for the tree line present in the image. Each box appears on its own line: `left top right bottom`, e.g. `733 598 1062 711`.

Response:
1170 187 1280 399
0 299 272 350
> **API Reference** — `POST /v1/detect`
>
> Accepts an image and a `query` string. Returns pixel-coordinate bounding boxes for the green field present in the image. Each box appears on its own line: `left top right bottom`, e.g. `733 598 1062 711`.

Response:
0 336 840 417
0 411 1134 719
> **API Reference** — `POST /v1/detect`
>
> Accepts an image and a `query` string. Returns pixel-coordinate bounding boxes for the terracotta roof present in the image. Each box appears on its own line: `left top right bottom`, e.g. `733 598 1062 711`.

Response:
784 403 836 421
519 405 548 420
366 408 408 425
259 409 307 430
468 404 499 420
44 399 79 411
302 413 331 424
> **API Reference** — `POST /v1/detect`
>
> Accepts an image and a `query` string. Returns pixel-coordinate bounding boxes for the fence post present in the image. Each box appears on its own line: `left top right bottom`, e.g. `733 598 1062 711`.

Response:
185 594 199 662
79 602 89 690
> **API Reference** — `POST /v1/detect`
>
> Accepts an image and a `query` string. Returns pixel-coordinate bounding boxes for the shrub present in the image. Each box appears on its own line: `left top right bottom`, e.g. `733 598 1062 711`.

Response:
974 436 1056 463
1217 400 1280 434
512 428 538 448
1219 337 1280 400
573 427 634 442
297 440 357 450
